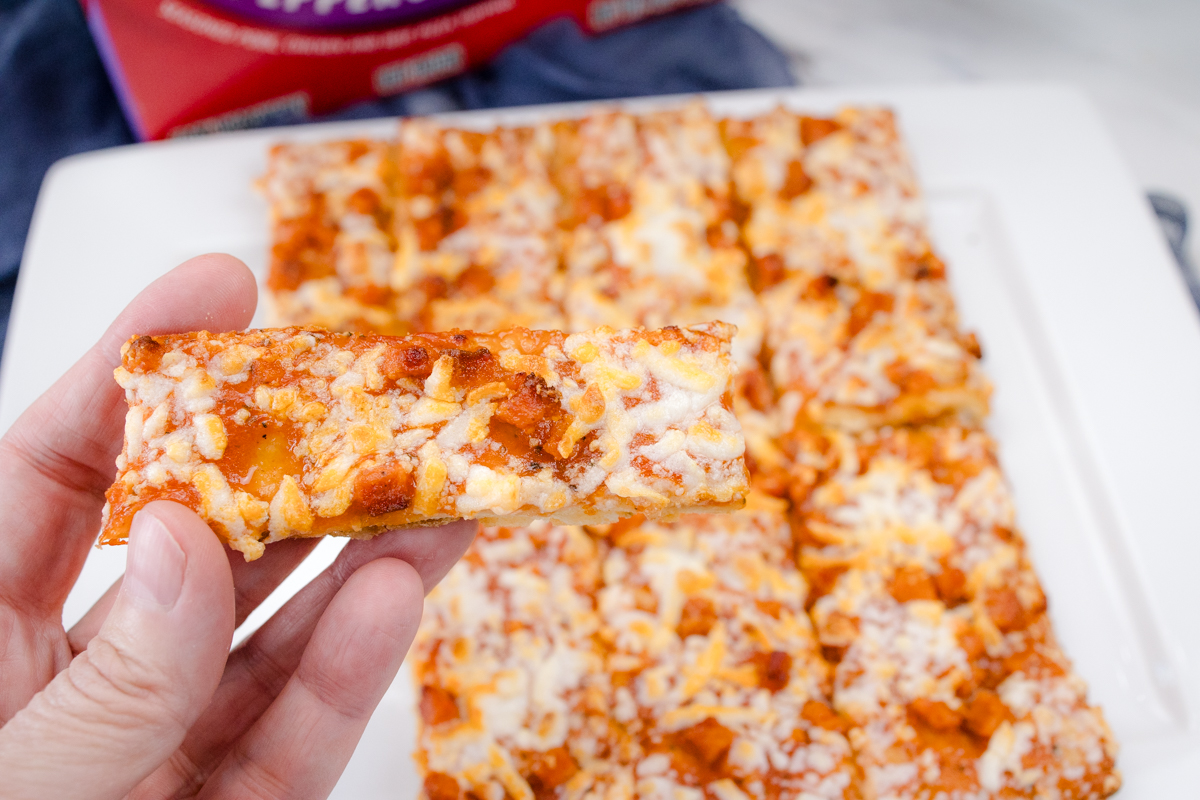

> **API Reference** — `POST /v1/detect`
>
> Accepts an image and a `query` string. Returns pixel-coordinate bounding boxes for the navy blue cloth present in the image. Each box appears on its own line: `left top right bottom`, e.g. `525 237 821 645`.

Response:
0 1 792 357
458 8 793 106
0 0 133 277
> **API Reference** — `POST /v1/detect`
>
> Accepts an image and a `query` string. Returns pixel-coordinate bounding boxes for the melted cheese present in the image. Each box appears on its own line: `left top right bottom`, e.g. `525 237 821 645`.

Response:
102 325 748 560
593 494 854 799
255 101 1118 800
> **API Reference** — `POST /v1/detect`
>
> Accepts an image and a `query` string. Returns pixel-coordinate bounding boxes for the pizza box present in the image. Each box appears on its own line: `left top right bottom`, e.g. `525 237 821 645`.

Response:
83 0 716 139
5 84 1199 796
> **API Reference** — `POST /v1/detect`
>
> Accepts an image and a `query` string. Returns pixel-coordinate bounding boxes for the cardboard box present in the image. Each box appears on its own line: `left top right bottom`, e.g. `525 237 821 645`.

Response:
82 0 714 140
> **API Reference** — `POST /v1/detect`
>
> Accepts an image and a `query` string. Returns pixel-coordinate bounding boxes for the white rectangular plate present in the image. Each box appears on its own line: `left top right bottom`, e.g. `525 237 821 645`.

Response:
6 84 1200 796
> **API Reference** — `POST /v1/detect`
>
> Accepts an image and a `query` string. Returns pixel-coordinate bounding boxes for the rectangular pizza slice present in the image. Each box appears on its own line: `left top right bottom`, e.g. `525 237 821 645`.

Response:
100 323 748 560
413 522 635 800
723 106 937 294
722 106 990 431
761 273 991 432
555 104 765 371
260 139 406 334
392 119 567 333
792 425 1120 798
592 493 858 800
812 580 1120 800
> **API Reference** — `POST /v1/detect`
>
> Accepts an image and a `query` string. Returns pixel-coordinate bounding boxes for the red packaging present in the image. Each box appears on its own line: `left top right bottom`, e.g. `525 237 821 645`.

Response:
81 0 715 140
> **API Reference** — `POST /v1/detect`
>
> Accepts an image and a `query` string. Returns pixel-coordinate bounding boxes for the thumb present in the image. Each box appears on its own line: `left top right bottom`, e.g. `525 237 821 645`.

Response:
0 502 235 800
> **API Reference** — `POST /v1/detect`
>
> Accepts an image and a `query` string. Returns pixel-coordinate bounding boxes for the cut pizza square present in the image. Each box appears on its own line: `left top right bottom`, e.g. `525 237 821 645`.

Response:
101 323 748 560
791 425 1039 614
762 272 991 432
261 139 406 334
723 106 990 431
392 119 567 333
556 104 765 372
723 106 937 294
592 494 858 800
414 522 636 800
792 425 1120 798
810 574 1120 799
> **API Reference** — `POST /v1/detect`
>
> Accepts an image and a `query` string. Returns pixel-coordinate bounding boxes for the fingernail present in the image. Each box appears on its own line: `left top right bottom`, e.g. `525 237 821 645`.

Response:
124 510 186 610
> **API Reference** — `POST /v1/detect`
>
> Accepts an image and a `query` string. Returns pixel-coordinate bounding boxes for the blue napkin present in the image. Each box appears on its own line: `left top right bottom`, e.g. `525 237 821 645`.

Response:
0 0 134 350
0 1 793 358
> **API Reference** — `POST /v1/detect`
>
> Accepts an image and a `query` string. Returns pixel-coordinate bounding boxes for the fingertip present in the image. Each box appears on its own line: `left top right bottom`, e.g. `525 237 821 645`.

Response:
338 520 478 596
321 557 425 677
354 556 425 612
173 253 259 322
139 500 235 596
131 500 237 654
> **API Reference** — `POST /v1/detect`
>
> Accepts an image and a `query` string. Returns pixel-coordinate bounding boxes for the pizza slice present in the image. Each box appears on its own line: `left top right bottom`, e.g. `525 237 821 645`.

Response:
555 104 764 371
260 139 406 334
792 424 1120 798
721 107 990 431
812 580 1120 799
392 119 566 333
591 494 858 800
413 522 635 800
763 264 990 432
723 106 936 294
101 323 748 560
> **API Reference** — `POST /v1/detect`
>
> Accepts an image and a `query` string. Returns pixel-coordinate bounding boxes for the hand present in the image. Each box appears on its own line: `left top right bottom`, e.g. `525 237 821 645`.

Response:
0 255 477 799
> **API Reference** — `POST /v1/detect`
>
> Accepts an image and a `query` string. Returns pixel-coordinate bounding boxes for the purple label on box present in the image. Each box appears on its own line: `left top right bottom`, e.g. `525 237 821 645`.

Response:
200 0 472 30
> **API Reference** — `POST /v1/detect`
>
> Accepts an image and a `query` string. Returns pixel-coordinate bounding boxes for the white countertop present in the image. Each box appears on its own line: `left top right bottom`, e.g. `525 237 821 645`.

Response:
734 0 1200 275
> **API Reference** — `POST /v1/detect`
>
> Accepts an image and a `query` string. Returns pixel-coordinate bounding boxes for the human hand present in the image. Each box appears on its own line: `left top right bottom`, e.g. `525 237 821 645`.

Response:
0 255 477 799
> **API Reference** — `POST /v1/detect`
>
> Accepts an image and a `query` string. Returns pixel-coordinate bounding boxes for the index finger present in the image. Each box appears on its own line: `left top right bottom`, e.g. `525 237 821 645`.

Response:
0 254 257 615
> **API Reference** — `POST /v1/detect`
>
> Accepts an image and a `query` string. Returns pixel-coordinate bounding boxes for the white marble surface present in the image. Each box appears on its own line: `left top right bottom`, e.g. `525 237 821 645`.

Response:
734 0 1200 273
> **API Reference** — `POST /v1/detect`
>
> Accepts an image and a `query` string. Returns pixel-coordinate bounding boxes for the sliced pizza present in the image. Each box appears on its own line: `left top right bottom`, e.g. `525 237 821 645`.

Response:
101 323 748 560
392 119 566 333
260 139 405 334
762 263 991 432
793 424 1120 798
723 106 935 294
555 104 764 371
592 493 858 800
413 522 634 800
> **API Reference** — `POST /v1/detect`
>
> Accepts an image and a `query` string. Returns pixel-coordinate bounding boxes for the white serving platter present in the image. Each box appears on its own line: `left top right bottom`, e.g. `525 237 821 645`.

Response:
5 84 1200 797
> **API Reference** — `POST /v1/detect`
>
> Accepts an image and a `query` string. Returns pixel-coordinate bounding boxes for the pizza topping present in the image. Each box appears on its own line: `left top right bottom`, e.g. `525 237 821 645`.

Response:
753 650 793 692
780 159 812 200
799 116 841 146
934 564 969 606
420 685 459 726
424 773 461 800
801 700 848 732
964 689 1009 739
909 698 963 731
676 596 718 639
523 747 578 797
102 324 747 559
889 565 938 604
750 254 786 292
678 717 735 766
